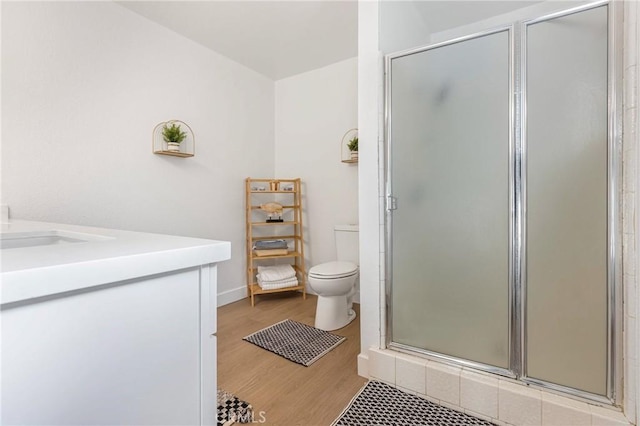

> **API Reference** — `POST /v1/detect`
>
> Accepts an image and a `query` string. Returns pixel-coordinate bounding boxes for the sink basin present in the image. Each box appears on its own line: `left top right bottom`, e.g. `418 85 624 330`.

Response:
0 230 111 249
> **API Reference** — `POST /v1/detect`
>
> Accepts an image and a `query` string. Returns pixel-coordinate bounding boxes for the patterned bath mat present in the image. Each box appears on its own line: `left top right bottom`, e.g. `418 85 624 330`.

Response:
332 381 495 426
243 319 346 366
217 389 252 425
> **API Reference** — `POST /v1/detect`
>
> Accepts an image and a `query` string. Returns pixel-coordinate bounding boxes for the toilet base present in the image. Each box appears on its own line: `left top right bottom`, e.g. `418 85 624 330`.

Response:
314 295 357 331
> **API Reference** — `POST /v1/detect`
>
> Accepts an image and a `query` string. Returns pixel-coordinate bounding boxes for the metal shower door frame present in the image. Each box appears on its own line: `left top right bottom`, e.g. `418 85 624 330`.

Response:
383 0 621 405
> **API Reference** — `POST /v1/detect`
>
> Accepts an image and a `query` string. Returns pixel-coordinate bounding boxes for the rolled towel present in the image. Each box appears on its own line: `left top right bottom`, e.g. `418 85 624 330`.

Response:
257 264 296 282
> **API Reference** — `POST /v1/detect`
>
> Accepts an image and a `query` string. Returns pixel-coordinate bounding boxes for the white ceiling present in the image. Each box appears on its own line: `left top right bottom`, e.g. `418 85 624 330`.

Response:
117 1 358 81
118 1 546 81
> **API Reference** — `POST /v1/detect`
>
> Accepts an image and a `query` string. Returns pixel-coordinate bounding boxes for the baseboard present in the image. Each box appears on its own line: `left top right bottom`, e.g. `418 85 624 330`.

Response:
218 286 358 307
357 352 369 378
217 285 247 307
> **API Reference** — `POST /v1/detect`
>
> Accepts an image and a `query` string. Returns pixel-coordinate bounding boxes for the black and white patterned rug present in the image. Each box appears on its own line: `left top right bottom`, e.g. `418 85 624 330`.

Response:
243 319 346 366
217 389 252 426
332 381 495 426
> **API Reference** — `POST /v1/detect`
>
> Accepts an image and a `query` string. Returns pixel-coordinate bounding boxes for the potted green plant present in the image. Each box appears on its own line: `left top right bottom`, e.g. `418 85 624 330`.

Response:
162 123 188 152
347 136 358 160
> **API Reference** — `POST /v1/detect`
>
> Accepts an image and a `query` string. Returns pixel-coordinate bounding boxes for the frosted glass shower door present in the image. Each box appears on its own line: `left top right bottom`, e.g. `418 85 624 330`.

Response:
525 6 609 396
388 30 511 369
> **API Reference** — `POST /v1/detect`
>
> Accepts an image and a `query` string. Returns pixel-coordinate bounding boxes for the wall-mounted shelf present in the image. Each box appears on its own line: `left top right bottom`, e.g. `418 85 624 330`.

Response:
341 128 358 164
152 120 195 158
154 151 194 158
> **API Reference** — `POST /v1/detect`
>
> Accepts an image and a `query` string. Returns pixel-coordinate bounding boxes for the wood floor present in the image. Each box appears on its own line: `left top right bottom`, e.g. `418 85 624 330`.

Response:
217 293 367 426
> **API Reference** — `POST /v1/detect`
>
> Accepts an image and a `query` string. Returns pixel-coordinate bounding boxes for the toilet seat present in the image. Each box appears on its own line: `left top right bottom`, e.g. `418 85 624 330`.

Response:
309 261 358 279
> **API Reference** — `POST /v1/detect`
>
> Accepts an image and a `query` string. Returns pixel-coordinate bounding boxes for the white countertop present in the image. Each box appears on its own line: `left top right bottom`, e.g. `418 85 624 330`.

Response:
1 220 231 304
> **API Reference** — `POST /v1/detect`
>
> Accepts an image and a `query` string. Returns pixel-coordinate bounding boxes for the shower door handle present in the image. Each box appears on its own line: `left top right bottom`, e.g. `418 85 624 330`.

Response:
387 196 398 211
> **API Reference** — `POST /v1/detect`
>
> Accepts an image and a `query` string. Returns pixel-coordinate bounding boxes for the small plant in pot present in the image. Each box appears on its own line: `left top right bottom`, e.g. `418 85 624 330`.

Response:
347 136 358 160
162 123 188 152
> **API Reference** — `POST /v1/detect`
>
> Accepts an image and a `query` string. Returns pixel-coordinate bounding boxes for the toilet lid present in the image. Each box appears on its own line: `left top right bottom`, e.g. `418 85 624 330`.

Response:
309 261 358 279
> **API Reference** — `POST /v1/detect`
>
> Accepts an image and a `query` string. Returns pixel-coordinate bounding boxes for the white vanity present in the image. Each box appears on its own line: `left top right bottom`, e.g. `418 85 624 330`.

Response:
1 220 231 425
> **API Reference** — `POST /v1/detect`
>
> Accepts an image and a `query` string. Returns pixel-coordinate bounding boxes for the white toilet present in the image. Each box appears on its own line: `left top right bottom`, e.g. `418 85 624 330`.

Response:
308 225 359 331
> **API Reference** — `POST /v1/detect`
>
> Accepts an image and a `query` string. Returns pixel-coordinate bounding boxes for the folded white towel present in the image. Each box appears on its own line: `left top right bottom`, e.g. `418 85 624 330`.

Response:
257 274 298 285
257 264 296 282
258 276 299 290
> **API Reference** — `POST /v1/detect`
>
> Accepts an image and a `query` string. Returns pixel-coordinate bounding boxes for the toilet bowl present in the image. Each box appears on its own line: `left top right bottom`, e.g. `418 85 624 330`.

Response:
308 261 358 331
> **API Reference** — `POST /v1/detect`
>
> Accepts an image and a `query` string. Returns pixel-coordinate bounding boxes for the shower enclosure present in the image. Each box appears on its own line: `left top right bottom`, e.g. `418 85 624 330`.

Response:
385 1 620 403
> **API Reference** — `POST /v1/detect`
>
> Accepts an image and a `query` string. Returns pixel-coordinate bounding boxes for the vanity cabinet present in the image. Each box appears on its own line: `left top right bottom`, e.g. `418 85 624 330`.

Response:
1 220 230 425
245 178 307 306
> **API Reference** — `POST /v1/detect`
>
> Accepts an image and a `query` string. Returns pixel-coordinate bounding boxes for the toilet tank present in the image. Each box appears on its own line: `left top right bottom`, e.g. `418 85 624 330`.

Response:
334 225 359 265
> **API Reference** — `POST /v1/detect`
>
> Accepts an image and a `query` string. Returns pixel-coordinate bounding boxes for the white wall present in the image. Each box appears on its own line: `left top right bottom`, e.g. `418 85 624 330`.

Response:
1 1 275 304
379 1 430 54
357 0 384 375
274 58 359 291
